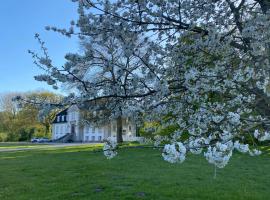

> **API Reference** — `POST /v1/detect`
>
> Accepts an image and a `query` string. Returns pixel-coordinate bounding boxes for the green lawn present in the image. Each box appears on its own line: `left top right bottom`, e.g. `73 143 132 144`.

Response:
0 144 269 200
0 142 49 149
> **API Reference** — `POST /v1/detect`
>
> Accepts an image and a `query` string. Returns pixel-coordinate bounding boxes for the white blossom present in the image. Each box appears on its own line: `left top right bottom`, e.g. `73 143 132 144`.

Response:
189 137 205 154
253 130 270 141
162 142 186 164
249 149 262 156
103 137 118 159
234 141 249 153
228 112 240 125
204 142 233 168
212 115 224 123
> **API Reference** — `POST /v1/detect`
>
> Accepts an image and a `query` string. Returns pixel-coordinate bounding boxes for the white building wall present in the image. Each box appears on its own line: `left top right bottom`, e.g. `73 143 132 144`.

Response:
82 125 105 142
52 105 138 142
109 119 137 141
52 123 68 140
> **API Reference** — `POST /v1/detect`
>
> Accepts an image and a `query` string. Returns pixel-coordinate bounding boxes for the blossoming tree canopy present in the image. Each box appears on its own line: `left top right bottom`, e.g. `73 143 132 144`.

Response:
28 0 270 168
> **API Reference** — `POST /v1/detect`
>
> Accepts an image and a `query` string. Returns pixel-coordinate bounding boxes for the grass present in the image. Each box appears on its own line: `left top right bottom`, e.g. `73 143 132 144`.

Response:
0 142 49 149
0 144 269 200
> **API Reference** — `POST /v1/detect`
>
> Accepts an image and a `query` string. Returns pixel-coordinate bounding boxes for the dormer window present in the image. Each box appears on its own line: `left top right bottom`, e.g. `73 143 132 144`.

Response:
57 116 60 122
62 115 65 121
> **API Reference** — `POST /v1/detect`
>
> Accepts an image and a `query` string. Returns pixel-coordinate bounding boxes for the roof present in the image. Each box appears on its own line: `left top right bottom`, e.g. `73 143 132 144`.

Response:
52 108 68 124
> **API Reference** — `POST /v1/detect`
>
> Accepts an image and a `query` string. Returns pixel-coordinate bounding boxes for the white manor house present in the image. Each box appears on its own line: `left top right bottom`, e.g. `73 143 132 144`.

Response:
52 105 138 142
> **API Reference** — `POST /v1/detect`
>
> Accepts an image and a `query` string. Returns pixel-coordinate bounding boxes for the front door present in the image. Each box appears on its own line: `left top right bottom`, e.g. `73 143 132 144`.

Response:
71 124 76 141
71 124 75 134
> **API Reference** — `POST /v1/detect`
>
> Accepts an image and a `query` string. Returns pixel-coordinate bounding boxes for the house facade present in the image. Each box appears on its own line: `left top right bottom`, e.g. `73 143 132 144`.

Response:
52 105 138 142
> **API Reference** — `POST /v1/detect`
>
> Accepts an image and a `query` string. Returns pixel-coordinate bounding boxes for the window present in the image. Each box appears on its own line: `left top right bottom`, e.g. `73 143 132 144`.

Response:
113 125 116 132
98 136 102 141
62 115 65 121
122 129 127 134
91 136 95 141
85 136 89 141
129 125 132 131
57 116 60 122
92 127 95 133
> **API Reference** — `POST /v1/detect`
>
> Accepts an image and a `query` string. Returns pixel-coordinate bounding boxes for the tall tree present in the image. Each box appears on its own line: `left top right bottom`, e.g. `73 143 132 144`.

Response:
27 0 270 168
0 92 21 117
22 91 62 136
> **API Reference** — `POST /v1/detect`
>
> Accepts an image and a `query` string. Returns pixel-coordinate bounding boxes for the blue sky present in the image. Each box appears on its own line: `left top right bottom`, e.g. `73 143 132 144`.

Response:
0 0 79 94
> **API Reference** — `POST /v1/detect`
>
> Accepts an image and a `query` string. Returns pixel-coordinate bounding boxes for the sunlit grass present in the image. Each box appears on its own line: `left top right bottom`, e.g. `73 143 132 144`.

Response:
0 144 269 200
0 142 48 149
0 142 102 150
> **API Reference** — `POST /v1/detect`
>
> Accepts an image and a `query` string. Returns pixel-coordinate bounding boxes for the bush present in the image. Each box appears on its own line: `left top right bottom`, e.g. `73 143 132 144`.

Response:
0 132 8 142
18 127 35 141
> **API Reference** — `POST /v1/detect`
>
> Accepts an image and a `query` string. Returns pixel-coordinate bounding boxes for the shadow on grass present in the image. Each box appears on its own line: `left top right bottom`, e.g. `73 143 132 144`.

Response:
0 145 270 200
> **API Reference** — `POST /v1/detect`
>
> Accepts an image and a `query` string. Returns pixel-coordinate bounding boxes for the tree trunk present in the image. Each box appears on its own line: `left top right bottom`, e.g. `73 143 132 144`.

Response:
45 124 50 137
135 125 140 137
42 123 50 137
116 116 123 143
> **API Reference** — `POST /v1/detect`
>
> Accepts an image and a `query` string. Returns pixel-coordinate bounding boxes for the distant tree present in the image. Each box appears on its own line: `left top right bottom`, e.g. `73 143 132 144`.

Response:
1 91 61 141
0 92 21 118
23 91 62 136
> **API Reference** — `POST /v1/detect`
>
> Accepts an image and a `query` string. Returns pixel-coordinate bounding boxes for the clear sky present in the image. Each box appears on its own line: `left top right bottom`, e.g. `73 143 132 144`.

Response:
0 0 79 94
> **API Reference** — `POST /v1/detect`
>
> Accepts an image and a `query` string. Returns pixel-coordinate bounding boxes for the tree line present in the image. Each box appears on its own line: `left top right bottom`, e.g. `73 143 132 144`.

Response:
0 91 61 142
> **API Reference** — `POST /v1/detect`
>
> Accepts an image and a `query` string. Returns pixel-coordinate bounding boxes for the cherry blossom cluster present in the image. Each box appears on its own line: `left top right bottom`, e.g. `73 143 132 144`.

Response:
254 129 270 141
103 137 118 159
162 142 186 164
